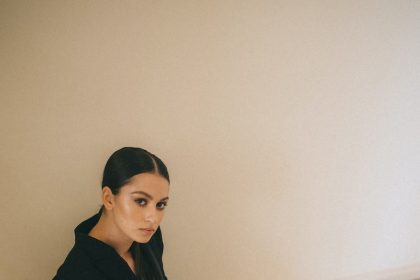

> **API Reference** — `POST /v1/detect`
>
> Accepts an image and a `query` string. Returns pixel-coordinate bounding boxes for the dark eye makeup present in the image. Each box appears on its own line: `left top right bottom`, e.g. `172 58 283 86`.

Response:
134 198 168 210
156 202 168 209
135 198 147 206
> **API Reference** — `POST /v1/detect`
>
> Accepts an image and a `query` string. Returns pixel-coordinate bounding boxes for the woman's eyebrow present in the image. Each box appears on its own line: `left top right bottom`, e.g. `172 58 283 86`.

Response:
131 191 169 201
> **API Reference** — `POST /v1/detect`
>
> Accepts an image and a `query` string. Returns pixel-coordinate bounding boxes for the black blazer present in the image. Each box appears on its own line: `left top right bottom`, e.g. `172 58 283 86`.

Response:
52 212 167 280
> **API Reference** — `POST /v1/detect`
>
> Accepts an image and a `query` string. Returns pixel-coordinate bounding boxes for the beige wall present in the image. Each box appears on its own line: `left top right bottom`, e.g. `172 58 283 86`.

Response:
1 1 419 279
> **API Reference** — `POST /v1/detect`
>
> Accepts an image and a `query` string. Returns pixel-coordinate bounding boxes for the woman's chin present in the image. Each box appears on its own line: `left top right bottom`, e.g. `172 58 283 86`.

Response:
133 231 154 243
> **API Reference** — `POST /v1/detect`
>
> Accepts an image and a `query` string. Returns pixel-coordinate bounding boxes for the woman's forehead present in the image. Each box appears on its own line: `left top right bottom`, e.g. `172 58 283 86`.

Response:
122 173 169 196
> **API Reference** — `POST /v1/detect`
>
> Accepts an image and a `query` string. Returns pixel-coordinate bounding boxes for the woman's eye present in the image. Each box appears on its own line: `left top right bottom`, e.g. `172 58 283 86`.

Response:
156 202 167 209
135 199 147 206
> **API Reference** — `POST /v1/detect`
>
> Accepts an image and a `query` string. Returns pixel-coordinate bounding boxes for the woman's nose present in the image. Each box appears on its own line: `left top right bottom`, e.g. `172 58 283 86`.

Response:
144 206 157 223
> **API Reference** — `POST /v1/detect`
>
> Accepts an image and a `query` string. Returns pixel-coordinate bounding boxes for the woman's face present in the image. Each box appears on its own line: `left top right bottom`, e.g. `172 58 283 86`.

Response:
110 172 170 244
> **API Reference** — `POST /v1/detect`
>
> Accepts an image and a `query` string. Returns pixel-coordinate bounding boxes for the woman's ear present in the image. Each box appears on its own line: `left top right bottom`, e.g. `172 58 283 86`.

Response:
102 186 115 210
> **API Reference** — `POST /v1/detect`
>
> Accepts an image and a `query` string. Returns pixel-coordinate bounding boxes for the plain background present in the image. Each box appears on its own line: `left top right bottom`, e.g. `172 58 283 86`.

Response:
1 1 419 279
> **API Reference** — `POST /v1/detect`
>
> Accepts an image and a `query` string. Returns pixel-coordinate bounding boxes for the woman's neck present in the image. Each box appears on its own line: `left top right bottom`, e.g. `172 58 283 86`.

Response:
88 212 133 257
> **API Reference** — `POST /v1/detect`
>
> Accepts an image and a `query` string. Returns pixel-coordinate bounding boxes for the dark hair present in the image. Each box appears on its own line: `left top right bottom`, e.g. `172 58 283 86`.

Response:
102 147 169 193
101 147 169 280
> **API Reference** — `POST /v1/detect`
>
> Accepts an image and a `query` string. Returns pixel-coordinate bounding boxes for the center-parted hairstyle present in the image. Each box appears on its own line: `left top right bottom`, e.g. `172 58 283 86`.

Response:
101 147 170 280
102 147 170 193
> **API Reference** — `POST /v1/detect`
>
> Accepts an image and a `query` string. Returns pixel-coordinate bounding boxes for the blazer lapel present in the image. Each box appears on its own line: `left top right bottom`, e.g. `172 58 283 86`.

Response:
74 213 137 280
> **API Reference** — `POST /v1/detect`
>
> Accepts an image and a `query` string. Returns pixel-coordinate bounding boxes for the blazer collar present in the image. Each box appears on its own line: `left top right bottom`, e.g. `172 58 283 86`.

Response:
74 212 137 280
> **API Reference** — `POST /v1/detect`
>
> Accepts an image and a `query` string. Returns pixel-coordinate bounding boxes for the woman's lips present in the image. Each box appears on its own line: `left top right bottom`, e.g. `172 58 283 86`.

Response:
140 228 155 234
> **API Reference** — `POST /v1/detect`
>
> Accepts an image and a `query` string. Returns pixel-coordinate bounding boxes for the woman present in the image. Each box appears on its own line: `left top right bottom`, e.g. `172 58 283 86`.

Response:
53 147 170 280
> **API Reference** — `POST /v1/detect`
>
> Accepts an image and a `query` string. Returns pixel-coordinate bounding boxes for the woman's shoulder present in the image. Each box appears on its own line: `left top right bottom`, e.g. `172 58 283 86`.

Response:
52 245 104 280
